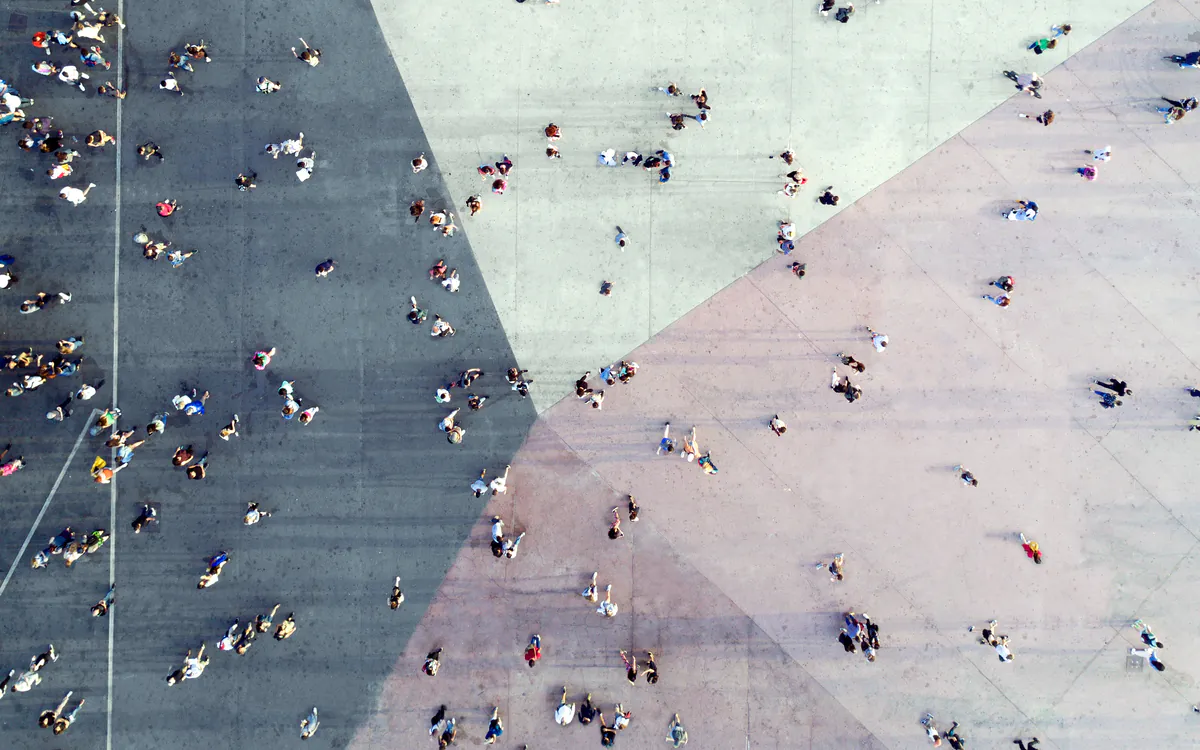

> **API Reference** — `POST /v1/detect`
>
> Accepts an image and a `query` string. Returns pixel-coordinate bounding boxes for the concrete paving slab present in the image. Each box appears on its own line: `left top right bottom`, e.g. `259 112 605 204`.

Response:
351 4 1200 747
372 0 1154 409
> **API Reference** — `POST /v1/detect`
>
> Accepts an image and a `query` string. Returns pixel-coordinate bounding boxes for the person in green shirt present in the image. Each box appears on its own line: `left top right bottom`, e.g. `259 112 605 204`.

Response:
1028 37 1057 54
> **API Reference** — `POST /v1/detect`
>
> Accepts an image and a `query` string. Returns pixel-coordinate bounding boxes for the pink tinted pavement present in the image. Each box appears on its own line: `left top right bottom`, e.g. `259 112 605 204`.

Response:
351 4 1200 749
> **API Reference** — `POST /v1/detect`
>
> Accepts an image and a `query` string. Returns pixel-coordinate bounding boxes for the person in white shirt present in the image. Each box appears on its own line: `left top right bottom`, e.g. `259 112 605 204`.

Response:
300 707 319 739
441 269 460 293
58 183 96 205
490 516 504 543
470 469 488 497
489 465 510 495
867 326 888 352
596 584 618 617
554 687 576 725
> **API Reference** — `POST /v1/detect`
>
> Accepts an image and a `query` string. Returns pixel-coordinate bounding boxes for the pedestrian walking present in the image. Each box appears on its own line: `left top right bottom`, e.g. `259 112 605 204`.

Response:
217 414 239 440
1077 164 1098 180
490 464 510 495
983 293 1012 307
243 502 271 525
817 186 839 206
554 688 575 725
256 76 282 93
821 552 845 581
921 713 943 746
197 551 228 588
166 643 209 685
978 619 1014 661
1165 51 1200 68
1017 109 1055 125
52 696 84 734
429 705 447 735
300 707 320 739
657 422 675 454
292 38 321 66
1096 378 1131 396
667 714 689 747
1004 199 1038 220
91 584 115 616
253 604 280 633
1130 646 1166 671
1159 105 1187 124
620 649 637 683
314 259 335 277
235 172 257 191
159 72 184 95
953 465 978 486
412 153 428 173
769 415 787 436
483 707 504 744
608 507 624 540
1014 740 1040 750
1161 96 1198 111
867 326 888 351
1019 532 1042 563
131 504 157 533
39 691 73 729
421 647 442 676
835 4 854 23
274 613 297 640
1084 146 1112 162
1134 619 1164 648
438 717 457 748
597 584 618 617
642 651 659 683
1028 37 1057 54
544 122 561 140
185 453 208 479
522 634 541 667
1094 390 1122 408
582 571 599 602
599 712 618 746
944 721 966 750
58 184 96 206
1003 70 1043 97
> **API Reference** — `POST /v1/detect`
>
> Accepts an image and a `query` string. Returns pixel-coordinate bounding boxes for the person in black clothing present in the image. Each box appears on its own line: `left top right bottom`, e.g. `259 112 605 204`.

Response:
598 713 617 746
1161 96 1198 111
428 705 446 736
1096 378 1131 396
945 721 966 749
838 630 856 653
578 693 597 725
1013 740 1039 750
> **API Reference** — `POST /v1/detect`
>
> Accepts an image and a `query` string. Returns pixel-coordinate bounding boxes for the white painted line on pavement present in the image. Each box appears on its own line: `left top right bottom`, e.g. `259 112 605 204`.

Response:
107 6 125 748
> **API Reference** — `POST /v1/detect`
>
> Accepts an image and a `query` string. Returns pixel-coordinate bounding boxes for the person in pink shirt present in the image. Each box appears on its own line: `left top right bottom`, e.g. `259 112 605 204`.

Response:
0 444 26 476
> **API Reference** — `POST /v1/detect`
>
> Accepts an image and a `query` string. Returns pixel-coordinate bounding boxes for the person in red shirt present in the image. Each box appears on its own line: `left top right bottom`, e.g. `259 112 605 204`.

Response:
1019 533 1042 564
524 635 541 668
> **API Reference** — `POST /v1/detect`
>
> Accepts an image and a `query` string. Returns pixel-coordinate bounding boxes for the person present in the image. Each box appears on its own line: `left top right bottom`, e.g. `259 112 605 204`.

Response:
39 691 73 728
11 669 42 692
1165 51 1200 68
438 717 457 748
489 464 510 495
315 259 336 277
582 571 599 602
620 649 637 683
593 712 615 747
1135 620 1164 648
186 453 208 480
235 172 256 191
628 495 640 521
1004 200 1038 221
198 551 228 588
469 469 490 498
58 183 96 205
642 651 659 683
52 696 84 734
522 634 542 667
251 347 275 370
1017 109 1054 125
769 415 787 436
274 613 297 640
943 721 966 749
1003 70 1044 97
983 293 1012 307
554 687 576 725
1019 532 1042 564
243 502 271 525
597 584 618 617
1094 390 1122 409
91 585 115 616
422 647 442 676
389 576 404 609
697 453 718 474
953 465 978 487
292 38 321 66
483 707 503 744
300 707 319 739
1013 740 1040 750
834 4 854 23
657 423 675 454
217 620 241 651
921 713 943 746
255 604 280 633
667 714 688 747
1095 378 1131 397
256 76 282 93
992 275 1015 292
159 71 184 95
608 507 625 540
429 705 447 736
825 552 845 581
818 186 839 206
1029 37 1057 54
1130 646 1165 671
166 644 209 684
218 414 239 440
838 629 857 652
502 532 526 559
578 693 598 726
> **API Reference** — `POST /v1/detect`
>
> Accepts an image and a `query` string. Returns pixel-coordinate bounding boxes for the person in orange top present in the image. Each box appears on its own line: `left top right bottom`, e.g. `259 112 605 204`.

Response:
1019 533 1042 564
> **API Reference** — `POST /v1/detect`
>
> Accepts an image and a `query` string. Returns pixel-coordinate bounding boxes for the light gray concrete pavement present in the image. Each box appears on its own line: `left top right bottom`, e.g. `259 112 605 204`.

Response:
372 0 1153 410
352 4 1200 747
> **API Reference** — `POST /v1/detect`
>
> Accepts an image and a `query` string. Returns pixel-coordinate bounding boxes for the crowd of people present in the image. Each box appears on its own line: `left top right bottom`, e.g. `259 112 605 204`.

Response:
3 0 1196 746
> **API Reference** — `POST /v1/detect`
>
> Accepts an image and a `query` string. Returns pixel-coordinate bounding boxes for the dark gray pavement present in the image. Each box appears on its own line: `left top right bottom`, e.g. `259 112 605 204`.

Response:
0 1 534 747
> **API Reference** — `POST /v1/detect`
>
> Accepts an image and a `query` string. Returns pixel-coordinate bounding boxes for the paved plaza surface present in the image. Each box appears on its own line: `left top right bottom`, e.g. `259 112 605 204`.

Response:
2 0 1200 747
